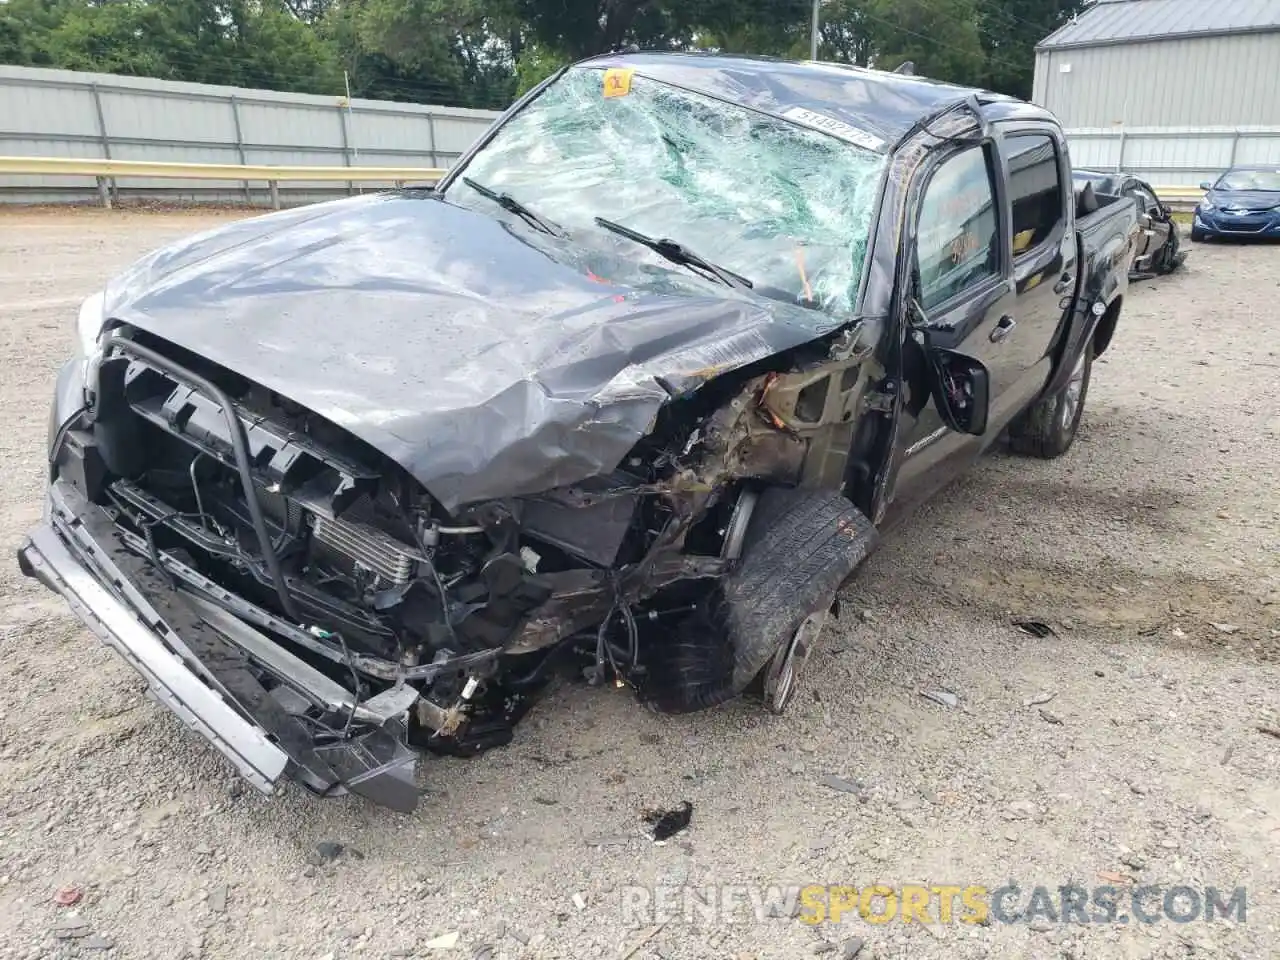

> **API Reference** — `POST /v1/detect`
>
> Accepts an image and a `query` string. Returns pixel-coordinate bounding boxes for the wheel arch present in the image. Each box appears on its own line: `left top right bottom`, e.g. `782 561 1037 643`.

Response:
1093 296 1122 359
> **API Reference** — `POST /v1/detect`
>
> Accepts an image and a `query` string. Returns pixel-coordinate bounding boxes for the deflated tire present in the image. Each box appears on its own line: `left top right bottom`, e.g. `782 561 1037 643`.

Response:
645 488 877 713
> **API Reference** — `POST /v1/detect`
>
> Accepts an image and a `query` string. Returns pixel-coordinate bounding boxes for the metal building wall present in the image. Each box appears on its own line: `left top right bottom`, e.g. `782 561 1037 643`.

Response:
1033 32 1280 186
0 65 502 204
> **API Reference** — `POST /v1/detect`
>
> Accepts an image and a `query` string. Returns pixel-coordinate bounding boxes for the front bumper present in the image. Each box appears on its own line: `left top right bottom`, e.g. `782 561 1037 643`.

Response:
19 480 421 811
21 499 290 793
1194 209 1280 236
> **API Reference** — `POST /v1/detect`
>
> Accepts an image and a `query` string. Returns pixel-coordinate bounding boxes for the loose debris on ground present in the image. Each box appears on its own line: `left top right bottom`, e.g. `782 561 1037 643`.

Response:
1012 619 1056 638
918 689 959 708
641 801 693 843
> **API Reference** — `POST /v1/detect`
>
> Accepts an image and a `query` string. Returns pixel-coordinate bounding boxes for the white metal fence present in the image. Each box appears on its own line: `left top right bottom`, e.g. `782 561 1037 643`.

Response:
0 65 501 204
7 63 1265 205
1063 126 1280 186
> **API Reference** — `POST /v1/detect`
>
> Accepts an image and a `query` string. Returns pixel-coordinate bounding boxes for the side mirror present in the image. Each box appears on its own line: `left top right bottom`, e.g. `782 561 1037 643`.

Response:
924 349 990 436
1199 181 1212 191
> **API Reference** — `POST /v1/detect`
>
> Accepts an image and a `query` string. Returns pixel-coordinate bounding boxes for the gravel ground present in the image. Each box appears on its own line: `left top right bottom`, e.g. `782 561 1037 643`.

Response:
0 209 1277 960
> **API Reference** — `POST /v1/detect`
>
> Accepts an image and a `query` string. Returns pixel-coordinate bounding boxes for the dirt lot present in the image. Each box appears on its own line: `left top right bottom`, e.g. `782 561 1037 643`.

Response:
0 209 1277 960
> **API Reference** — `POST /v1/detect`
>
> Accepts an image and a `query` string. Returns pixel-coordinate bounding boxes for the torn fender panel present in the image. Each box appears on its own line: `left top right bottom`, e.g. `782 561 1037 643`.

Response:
103 193 858 512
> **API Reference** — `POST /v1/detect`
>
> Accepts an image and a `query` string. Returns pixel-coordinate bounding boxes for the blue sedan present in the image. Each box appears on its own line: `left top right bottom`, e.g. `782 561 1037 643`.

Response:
1192 166 1280 241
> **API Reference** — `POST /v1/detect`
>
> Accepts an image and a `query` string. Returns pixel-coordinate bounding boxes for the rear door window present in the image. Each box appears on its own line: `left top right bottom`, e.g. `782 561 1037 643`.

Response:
1005 134 1064 255
916 145 1001 310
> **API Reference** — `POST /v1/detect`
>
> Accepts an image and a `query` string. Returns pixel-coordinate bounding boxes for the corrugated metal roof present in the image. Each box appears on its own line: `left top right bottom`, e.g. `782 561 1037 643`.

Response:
1038 0 1280 50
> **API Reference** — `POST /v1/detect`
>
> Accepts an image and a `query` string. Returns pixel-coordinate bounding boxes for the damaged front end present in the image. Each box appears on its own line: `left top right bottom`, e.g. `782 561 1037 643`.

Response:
21 60 905 810
21 312 887 811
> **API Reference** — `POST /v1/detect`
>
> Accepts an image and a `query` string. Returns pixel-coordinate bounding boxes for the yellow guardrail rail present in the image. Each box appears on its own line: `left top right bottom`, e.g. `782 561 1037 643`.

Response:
1 155 1203 210
0 156 445 208
1152 185 1206 199
1151 186 1206 214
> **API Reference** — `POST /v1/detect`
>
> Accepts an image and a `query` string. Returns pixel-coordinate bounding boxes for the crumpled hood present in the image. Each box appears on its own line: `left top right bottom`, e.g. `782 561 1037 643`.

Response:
104 193 846 511
1206 189 1280 212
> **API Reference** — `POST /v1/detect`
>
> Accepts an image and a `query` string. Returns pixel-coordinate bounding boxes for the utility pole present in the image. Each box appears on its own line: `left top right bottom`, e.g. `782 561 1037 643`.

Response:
344 70 359 165
810 0 821 60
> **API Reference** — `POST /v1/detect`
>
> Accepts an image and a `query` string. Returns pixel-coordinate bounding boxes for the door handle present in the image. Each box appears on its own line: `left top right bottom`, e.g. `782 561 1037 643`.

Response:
1053 272 1076 294
989 316 1016 343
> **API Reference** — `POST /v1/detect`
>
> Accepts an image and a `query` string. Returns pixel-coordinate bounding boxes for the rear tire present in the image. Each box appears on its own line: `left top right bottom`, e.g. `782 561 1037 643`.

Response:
1156 229 1182 273
1007 341 1093 459
645 488 876 714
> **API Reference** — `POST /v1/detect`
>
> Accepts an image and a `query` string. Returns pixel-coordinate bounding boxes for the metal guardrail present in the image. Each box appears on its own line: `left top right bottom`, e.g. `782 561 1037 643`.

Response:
1152 185 1206 215
0 156 445 208
1 154 1203 211
1152 186 1206 199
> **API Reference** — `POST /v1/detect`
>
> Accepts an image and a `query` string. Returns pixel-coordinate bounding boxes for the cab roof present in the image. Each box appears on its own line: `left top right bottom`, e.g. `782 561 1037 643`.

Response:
578 52 1055 151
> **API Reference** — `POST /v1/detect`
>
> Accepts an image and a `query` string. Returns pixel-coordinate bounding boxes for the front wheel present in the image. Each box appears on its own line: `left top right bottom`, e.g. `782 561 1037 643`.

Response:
1007 341 1093 459
644 488 877 715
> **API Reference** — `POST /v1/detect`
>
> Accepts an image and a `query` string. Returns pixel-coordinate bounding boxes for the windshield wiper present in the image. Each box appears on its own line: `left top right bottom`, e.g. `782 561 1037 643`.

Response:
461 177 566 237
594 217 753 290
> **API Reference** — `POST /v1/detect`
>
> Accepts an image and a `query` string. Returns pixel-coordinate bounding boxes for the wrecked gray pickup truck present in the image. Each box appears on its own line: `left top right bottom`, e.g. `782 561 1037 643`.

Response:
20 53 1135 811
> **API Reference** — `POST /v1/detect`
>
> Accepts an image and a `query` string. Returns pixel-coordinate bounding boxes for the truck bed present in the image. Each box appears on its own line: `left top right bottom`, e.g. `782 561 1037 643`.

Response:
1075 181 1136 230
1033 176 1139 404
1075 180 1138 311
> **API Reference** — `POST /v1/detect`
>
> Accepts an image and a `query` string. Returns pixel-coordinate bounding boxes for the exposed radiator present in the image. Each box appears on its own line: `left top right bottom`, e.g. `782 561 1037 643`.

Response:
311 515 425 586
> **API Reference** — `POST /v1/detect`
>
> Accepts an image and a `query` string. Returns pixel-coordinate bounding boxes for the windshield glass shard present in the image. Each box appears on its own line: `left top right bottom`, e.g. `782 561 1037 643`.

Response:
445 67 886 315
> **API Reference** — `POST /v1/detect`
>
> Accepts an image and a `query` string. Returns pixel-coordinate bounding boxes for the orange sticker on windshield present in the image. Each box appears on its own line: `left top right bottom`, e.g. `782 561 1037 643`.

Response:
603 68 634 98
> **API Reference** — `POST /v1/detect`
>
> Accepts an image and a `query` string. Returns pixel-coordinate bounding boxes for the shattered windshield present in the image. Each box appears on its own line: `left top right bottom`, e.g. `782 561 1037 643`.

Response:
1217 169 1280 191
446 66 887 315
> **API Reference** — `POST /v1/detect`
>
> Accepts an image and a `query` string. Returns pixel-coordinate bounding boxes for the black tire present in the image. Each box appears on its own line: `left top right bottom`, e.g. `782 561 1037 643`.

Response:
1007 341 1094 459
1190 226 1207 243
645 488 877 714
1156 229 1181 273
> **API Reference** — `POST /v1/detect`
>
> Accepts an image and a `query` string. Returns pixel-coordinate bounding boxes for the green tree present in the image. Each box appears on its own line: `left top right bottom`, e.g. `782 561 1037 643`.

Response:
514 40 568 95
0 0 69 66
40 0 222 82
692 0 815 58
330 0 516 106
978 0 1085 97
817 0 875 67
5 0 343 92
278 0 336 23
0 0 1075 108
498 0 815 61
235 2 343 92
817 0 987 86
502 0 662 61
